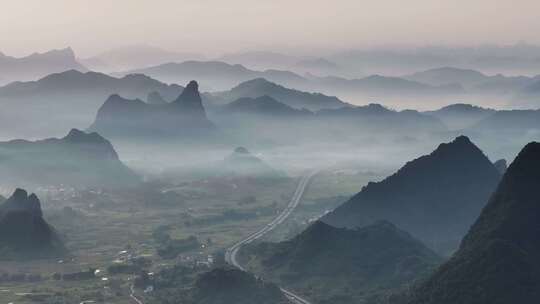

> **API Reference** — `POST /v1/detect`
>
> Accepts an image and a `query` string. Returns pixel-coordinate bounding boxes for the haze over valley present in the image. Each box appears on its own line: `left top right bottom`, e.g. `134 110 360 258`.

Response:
1 1 540 304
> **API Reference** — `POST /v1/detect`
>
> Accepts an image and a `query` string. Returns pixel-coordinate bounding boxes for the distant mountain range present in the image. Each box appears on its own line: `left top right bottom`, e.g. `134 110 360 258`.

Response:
405 141 540 304
212 78 349 111
0 48 87 85
218 51 340 76
0 70 183 138
240 220 441 304
322 136 501 255
211 94 445 147
220 95 312 117
0 129 140 188
81 45 204 72
88 81 216 140
424 103 496 130
115 60 307 92
0 189 65 259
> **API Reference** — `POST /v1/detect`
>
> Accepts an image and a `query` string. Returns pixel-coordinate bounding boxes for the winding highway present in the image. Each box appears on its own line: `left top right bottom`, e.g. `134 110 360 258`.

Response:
225 171 317 304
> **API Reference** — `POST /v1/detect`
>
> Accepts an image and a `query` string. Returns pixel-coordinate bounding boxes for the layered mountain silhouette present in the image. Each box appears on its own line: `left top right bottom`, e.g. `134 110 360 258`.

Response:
405 67 492 88
322 136 501 254
220 95 312 117
405 142 540 304
116 60 306 91
240 220 441 303
0 189 65 259
81 44 203 72
0 129 139 188
469 109 540 135
214 78 349 111
0 70 183 138
424 103 496 130
0 48 87 84
89 81 216 139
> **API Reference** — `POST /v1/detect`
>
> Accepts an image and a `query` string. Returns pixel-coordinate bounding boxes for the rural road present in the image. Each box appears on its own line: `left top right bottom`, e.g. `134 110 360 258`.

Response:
225 171 317 304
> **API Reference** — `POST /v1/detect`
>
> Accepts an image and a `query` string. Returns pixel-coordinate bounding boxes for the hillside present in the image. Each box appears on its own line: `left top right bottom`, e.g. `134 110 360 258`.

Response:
0 129 140 188
405 142 540 304
322 136 501 254
0 189 65 259
240 221 441 304
149 267 288 304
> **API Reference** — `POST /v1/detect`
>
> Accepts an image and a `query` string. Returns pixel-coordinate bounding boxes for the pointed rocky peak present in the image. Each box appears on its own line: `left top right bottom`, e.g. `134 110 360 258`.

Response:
0 188 43 218
390 135 498 182
172 80 207 115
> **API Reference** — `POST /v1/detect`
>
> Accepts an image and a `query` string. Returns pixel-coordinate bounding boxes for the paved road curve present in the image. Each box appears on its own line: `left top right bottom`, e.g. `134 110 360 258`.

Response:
225 171 317 304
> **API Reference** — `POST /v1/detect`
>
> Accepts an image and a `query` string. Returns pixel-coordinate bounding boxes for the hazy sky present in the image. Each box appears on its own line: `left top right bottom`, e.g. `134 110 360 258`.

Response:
2 0 540 57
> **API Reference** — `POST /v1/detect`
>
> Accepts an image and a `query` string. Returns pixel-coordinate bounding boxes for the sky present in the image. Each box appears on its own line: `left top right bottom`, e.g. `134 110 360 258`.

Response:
2 0 540 57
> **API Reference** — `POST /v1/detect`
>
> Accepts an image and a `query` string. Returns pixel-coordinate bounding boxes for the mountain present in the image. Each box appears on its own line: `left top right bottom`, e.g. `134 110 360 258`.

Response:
0 70 183 138
213 78 349 111
218 51 299 71
219 147 284 177
0 189 65 259
405 67 490 88
150 267 288 304
424 103 496 130
240 220 441 304
405 142 540 304
0 48 87 84
313 74 462 96
82 45 203 72
89 81 216 140
322 136 501 254
115 60 307 91
470 109 540 135
316 104 447 135
220 96 312 117
0 129 140 188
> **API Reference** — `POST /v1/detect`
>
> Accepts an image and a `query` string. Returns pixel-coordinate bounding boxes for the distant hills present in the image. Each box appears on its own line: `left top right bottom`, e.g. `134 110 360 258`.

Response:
240 220 441 303
213 78 349 111
405 142 540 304
0 48 87 85
424 103 496 130
0 129 140 188
81 45 204 72
212 95 445 146
0 70 183 138
89 81 216 140
116 60 465 106
116 60 306 92
218 147 284 178
0 189 65 259
322 136 501 254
